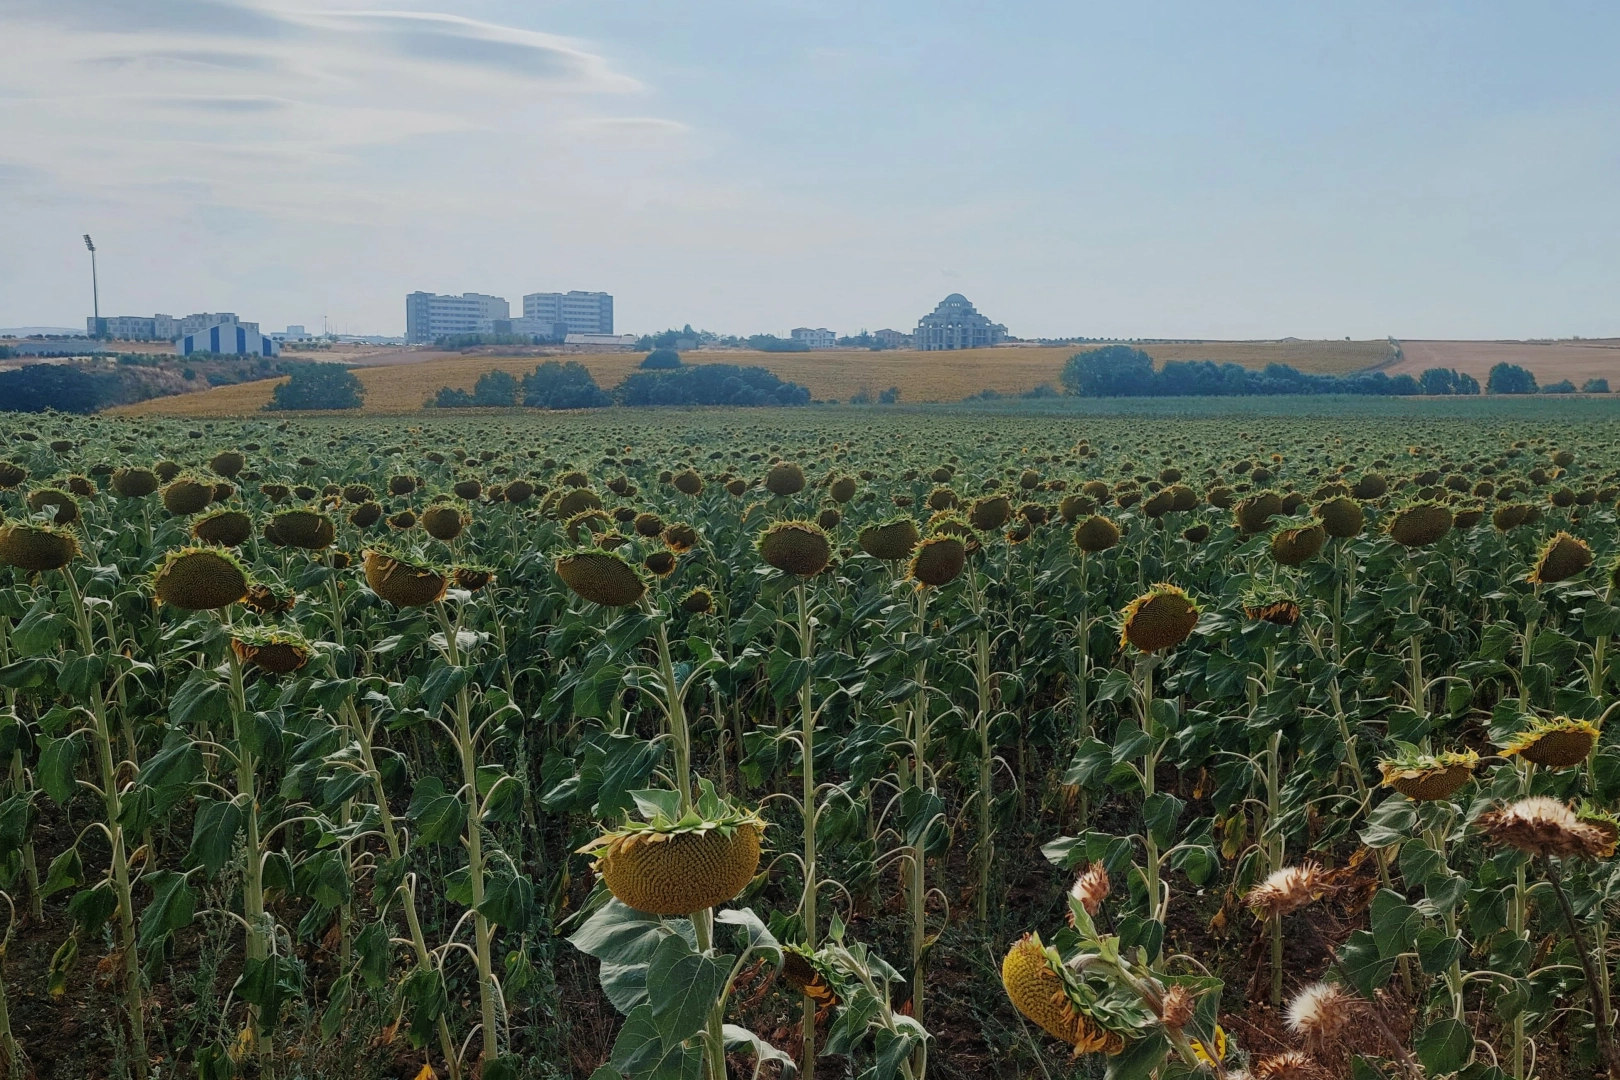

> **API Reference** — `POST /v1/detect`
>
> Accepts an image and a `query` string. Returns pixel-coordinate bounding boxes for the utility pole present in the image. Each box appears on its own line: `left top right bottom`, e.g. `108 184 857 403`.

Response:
83 234 102 337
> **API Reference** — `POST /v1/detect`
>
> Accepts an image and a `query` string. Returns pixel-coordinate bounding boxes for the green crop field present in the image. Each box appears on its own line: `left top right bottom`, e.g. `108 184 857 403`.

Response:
0 405 1616 1080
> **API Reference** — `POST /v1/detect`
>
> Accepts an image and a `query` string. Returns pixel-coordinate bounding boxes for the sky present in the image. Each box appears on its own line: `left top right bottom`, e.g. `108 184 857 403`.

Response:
2 0 1617 340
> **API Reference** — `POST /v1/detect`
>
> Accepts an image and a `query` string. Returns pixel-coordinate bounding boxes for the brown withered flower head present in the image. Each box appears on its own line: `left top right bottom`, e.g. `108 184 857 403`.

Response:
1477 797 1615 860
1246 863 1328 920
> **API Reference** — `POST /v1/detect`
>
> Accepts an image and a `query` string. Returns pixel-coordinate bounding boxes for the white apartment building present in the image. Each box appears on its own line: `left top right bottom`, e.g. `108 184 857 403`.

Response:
791 327 837 349
522 291 613 336
87 314 178 340
405 292 510 343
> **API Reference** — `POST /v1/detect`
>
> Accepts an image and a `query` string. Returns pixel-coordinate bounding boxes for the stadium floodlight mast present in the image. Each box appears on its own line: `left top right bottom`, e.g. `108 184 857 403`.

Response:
83 233 103 338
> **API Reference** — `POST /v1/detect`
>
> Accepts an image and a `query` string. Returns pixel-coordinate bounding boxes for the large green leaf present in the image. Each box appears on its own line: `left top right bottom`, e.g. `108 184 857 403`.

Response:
646 933 730 1050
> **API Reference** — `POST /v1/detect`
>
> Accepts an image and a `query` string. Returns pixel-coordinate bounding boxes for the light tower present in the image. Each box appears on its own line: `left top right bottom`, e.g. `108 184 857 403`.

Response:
83 234 103 338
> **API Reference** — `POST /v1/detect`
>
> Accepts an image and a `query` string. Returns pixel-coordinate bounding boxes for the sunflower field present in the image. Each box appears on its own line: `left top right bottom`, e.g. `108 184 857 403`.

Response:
0 409 1615 1080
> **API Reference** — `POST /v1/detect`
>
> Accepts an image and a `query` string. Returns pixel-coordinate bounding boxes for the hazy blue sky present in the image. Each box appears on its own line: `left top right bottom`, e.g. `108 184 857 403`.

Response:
3 1 1617 339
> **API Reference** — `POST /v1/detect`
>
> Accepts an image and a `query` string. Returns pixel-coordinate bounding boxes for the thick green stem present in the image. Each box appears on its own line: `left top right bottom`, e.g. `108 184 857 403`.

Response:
64 570 147 1080
224 615 273 1076
1545 862 1618 1078
796 582 818 1080
437 604 498 1068
971 571 994 925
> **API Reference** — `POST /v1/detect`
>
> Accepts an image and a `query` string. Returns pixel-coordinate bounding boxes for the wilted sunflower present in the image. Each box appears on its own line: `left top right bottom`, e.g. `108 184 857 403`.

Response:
1285 983 1361 1045
1120 584 1199 653
1067 863 1109 919
643 551 677 578
160 478 214 516
1245 864 1328 920
243 584 295 615
758 520 831 577
1072 515 1120 553
1270 523 1326 567
362 549 448 607
672 468 704 496
764 462 806 496
452 565 494 592
191 509 253 548
858 517 920 561
1528 531 1592 585
110 467 159 498
271 509 337 550
27 487 79 525
579 802 765 916
1244 597 1302 626
0 523 79 572
555 549 647 607
1234 492 1284 535
421 503 468 542
680 586 714 614
1387 501 1452 547
1377 749 1478 801
1000 934 1124 1055
909 534 966 588
1477 796 1614 860
151 547 250 610
662 522 698 552
1501 716 1601 769
968 494 1013 532
229 627 311 675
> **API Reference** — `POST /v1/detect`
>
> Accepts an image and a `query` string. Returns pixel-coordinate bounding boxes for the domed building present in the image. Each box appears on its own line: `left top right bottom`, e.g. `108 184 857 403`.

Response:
914 293 1007 350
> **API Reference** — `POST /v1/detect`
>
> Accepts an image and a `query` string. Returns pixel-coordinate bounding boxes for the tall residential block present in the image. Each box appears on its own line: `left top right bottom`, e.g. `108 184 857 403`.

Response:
405 292 510 344
522 291 613 336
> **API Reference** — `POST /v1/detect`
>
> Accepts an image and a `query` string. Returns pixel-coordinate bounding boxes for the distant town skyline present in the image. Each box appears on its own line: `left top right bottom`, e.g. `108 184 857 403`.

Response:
3 2 1619 340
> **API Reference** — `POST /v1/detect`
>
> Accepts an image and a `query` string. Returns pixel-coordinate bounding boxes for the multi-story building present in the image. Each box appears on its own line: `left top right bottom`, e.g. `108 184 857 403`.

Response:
86 314 179 340
522 291 613 336
405 292 510 344
914 294 1006 351
177 313 259 339
175 321 280 357
873 328 913 349
790 327 837 349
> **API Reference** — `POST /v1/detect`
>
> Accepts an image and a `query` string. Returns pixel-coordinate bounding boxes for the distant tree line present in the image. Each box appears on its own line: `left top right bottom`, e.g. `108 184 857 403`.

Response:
265 363 366 411
1059 346 1613 399
429 357 810 410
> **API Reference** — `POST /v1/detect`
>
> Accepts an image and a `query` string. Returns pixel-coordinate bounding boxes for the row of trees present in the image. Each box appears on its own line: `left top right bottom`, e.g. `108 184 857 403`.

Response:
1059 346 1613 399
430 360 811 410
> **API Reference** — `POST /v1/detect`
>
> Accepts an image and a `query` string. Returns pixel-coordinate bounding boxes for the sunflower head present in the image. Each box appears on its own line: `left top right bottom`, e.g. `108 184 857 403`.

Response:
1528 531 1593 585
1377 748 1479 802
1501 716 1601 769
1120 584 1198 653
1478 796 1614 860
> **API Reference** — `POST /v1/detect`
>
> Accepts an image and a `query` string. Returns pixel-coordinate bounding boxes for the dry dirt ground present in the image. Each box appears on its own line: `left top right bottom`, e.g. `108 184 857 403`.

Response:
114 340 1393 415
1391 339 1620 385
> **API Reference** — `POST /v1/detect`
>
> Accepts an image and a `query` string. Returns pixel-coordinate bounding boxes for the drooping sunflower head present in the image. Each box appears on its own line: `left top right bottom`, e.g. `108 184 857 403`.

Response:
555 548 647 608
1000 934 1124 1055
229 625 312 675
362 548 448 607
1501 716 1601 769
1377 748 1478 802
1120 584 1199 653
1478 796 1614 860
757 520 832 578
1269 523 1326 567
908 534 966 589
1387 501 1452 548
858 516 920 562
1072 515 1120 554
1245 863 1328 920
151 547 251 611
0 523 79 572
1528 531 1593 586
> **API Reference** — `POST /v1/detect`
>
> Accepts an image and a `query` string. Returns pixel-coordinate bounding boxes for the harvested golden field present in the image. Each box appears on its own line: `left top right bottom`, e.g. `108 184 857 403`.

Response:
1391 339 1620 385
116 339 1390 415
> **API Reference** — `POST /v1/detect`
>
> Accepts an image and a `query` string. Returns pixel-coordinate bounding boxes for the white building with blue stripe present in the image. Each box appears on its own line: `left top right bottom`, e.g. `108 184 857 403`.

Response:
175 321 279 357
